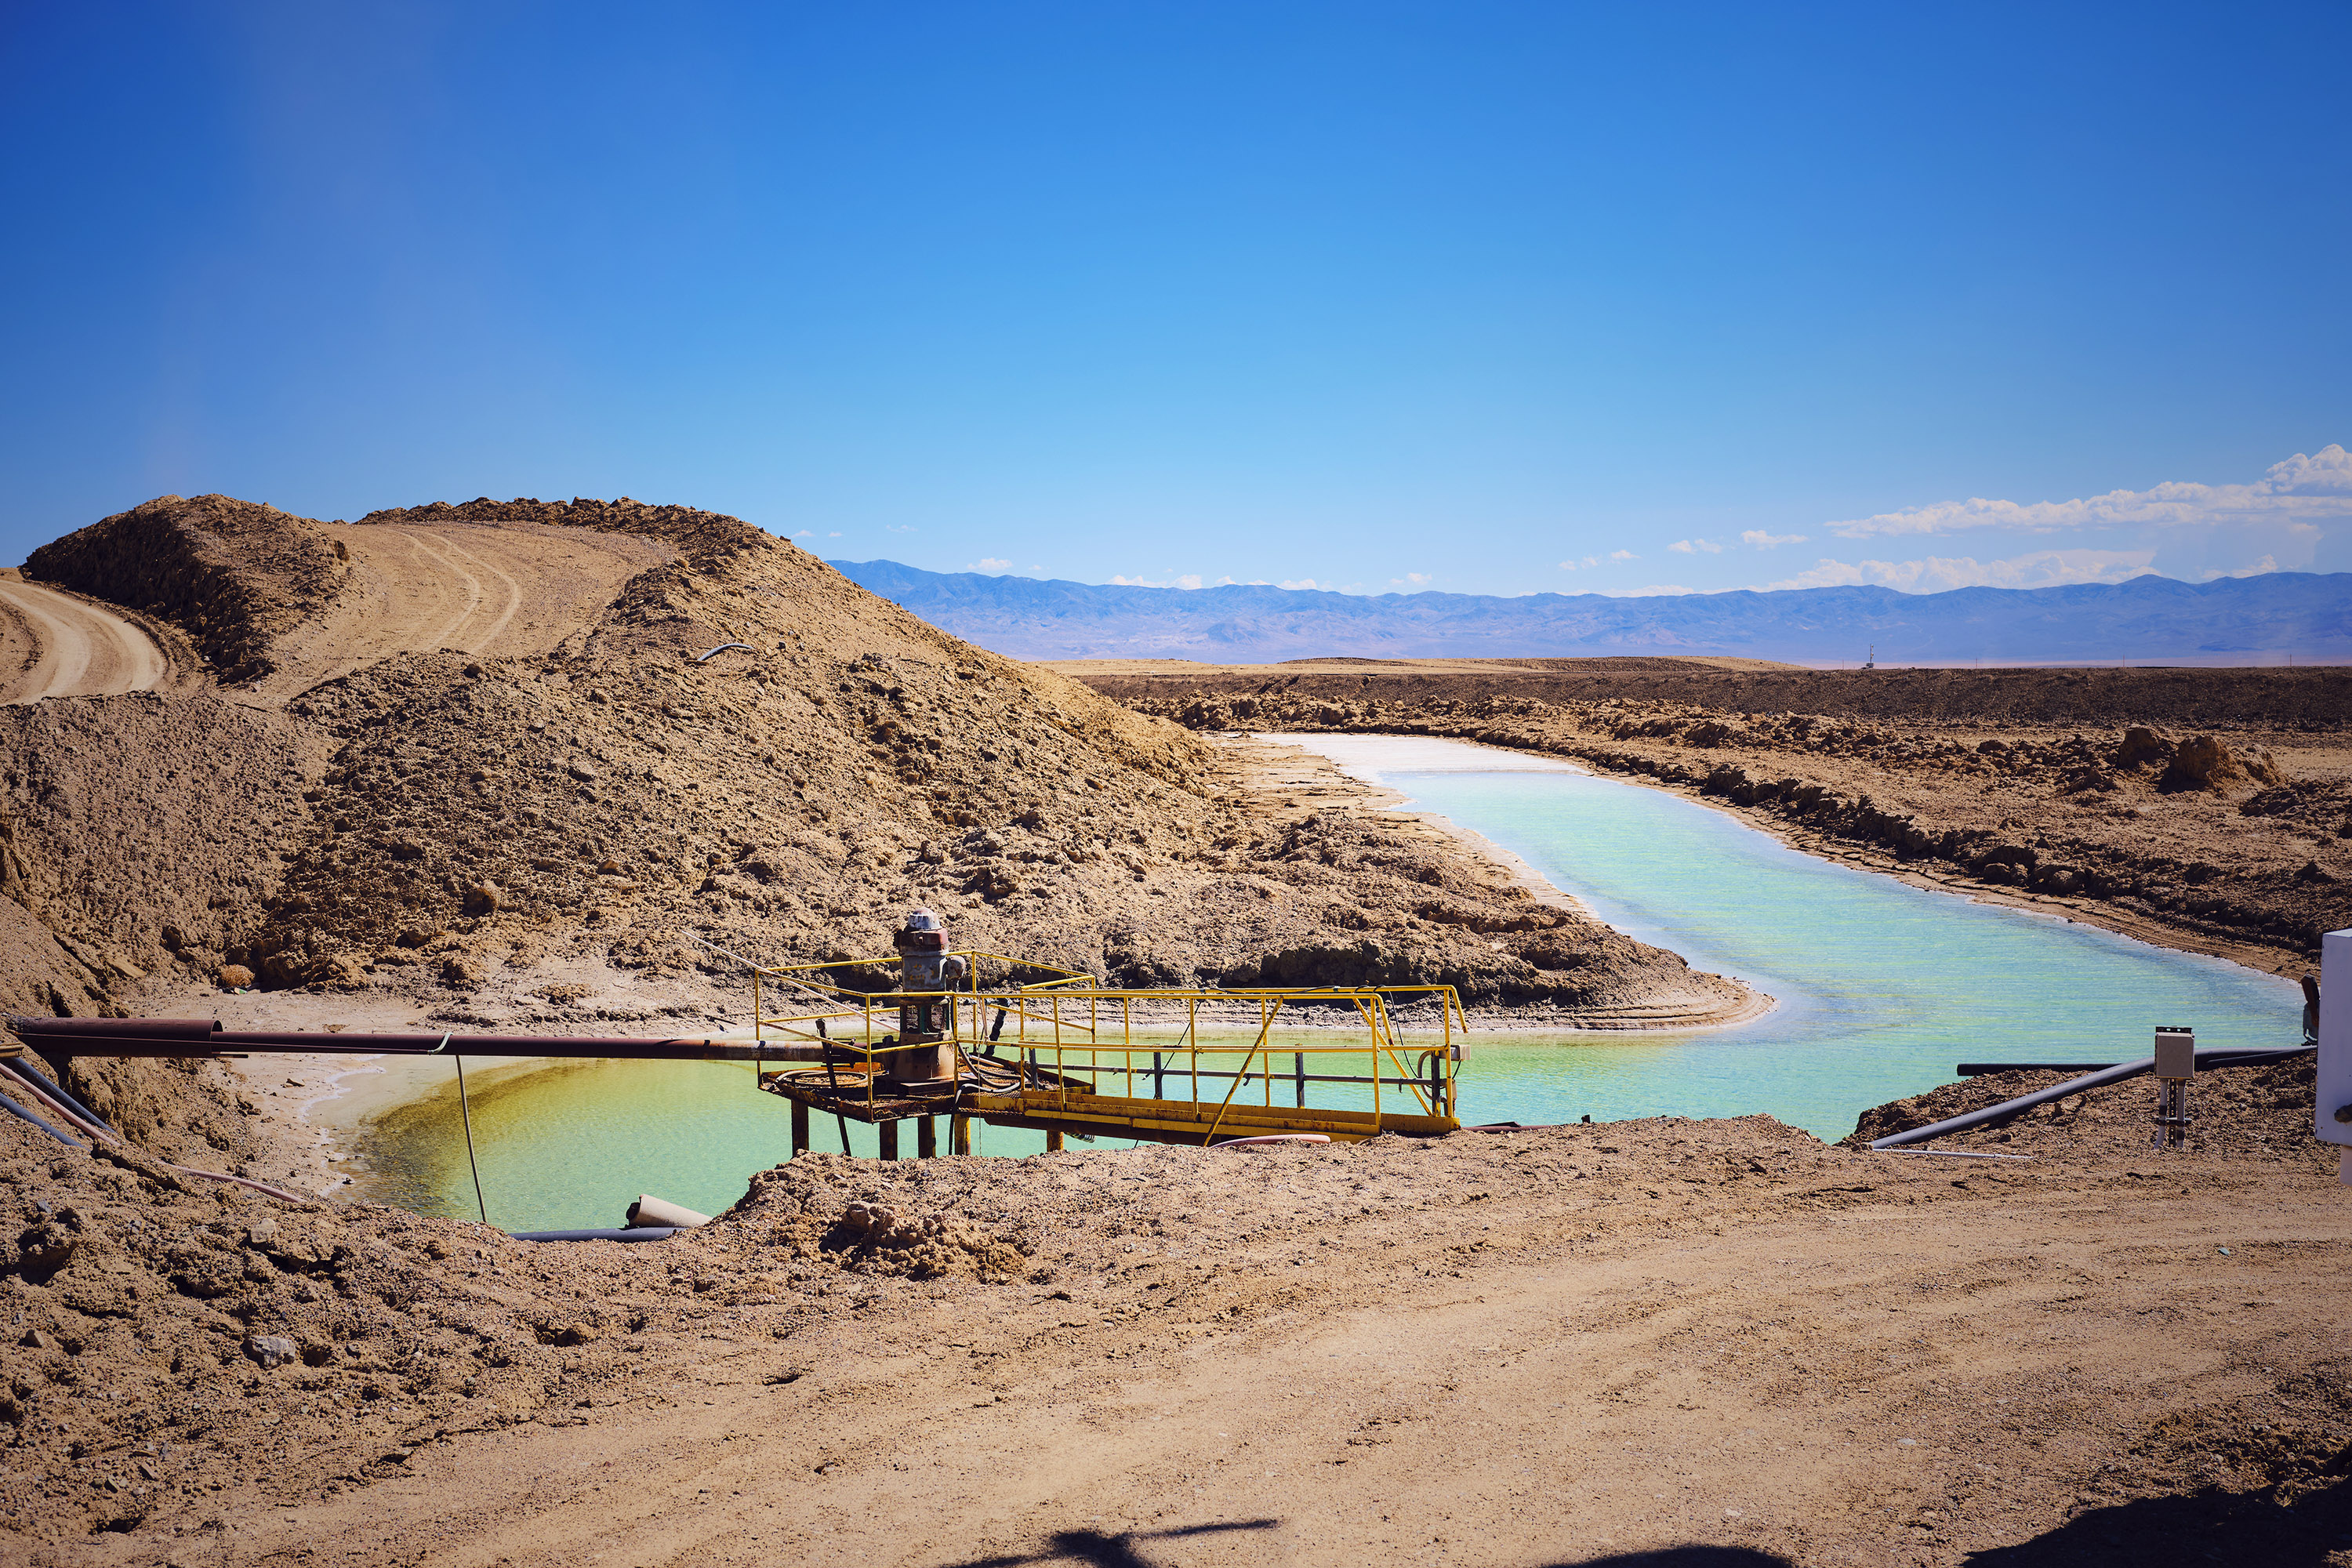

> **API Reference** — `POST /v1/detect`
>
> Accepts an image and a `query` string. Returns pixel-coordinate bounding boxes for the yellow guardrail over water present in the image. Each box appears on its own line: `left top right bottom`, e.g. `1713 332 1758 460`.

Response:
749 950 1465 1154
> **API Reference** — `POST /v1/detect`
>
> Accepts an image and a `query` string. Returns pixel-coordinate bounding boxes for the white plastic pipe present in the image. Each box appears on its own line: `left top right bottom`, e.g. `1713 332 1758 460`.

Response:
625 1193 712 1229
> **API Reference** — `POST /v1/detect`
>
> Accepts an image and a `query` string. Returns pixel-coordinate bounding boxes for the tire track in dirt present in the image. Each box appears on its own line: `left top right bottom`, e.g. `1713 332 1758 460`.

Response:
241 521 676 706
0 573 168 703
430 528 527 650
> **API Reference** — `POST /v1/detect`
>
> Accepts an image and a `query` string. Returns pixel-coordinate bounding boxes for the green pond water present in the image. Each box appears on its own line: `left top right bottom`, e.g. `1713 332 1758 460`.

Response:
360 740 2301 1232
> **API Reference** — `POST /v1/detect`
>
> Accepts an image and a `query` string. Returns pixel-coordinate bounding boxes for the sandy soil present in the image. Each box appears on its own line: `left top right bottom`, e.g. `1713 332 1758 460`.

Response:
5 1080 2348 1567
242 522 677 707
0 575 170 705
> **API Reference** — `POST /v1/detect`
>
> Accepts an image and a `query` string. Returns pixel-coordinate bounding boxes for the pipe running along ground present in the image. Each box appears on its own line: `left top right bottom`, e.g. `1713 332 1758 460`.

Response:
0 1085 83 1147
1866 1045 2316 1150
1 1057 119 1136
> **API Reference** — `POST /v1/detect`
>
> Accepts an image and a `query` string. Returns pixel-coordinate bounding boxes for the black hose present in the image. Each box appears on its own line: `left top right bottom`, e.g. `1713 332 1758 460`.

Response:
1868 1044 2315 1150
2 1058 118 1137
509 1227 682 1243
0 1063 115 1145
0 1085 85 1149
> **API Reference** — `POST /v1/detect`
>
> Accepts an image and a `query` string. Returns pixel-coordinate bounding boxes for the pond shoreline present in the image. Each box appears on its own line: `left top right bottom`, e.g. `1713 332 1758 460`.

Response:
1258 728 2305 983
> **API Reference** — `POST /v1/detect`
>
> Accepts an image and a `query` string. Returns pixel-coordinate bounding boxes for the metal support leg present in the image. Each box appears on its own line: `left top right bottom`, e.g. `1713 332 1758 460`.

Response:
790 1098 809 1157
1295 1052 1305 1108
917 1117 937 1159
879 1120 899 1161
1046 1129 1064 1152
951 1115 972 1156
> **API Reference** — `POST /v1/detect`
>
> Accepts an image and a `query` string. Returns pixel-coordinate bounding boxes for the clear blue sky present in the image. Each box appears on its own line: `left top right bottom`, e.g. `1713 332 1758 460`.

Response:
5 2 2348 597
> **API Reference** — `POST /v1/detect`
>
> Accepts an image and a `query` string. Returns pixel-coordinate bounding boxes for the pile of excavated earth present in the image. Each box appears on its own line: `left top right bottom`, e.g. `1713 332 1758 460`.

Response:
0 501 2345 1566
1076 659 2352 972
10 496 1740 1030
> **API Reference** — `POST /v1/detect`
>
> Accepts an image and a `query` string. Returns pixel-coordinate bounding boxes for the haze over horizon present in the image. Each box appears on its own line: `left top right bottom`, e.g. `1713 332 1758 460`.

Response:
5 3 2348 604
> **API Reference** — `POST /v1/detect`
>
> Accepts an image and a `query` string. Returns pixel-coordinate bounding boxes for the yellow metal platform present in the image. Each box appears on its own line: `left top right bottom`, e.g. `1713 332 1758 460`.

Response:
749 953 1464 1154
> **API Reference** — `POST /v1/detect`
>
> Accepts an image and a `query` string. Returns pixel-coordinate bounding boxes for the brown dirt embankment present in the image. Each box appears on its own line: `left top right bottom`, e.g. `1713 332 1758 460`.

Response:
1076 661 2352 973
2 1062 2347 1564
27 496 346 686
157 496 1733 1023
1068 655 2352 728
2 493 1744 1026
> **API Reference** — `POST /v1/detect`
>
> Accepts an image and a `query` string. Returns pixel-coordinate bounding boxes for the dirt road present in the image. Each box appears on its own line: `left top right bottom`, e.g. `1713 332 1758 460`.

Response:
244 521 677 703
0 573 167 704
43 1118 2347 1568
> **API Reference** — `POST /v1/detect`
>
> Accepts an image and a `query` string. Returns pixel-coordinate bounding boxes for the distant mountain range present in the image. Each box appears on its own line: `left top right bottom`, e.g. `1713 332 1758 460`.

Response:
829 561 2352 666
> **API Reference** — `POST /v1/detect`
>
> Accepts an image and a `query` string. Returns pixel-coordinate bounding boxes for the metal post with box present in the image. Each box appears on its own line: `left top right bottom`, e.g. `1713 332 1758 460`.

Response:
2315 929 2352 1185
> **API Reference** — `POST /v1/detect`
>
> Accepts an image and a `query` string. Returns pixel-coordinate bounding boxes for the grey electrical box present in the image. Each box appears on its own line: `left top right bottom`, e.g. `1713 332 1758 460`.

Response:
2154 1027 2195 1080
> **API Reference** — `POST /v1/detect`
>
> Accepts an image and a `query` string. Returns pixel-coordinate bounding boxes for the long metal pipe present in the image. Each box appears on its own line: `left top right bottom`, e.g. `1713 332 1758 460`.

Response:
14 1017 220 1040
508 1226 683 1243
1868 1044 2314 1149
5 1017 826 1062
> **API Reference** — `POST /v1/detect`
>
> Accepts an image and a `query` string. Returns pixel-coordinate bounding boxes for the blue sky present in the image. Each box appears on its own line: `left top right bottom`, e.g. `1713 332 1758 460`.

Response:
4 2 2347 597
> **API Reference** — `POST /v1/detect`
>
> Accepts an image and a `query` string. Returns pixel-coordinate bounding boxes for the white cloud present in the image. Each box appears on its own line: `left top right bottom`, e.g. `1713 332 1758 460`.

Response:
1740 530 1808 548
1608 549 1638 562
1558 557 1598 571
827 531 841 538
1278 578 1323 590
966 557 1011 572
1822 445 2352 539
1391 572 1433 587
1756 547 2158 593
1668 539 1725 555
793 528 815 538
886 524 916 533
2200 555 2280 580
1111 573 1206 590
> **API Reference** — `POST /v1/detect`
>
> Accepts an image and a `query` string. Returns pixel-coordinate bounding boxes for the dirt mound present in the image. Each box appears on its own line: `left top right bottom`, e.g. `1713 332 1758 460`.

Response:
0 493 1737 1021
223 506 1720 1013
2158 732 2287 793
0 691 322 993
26 495 346 684
354 495 765 572
1843 1056 2326 1163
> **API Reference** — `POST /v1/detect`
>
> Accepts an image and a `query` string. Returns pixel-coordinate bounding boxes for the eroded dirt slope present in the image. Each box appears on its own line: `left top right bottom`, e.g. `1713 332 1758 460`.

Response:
182 498 1737 1023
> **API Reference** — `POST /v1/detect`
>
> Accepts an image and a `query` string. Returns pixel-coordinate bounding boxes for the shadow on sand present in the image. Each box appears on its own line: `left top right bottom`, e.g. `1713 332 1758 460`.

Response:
942 1477 2352 1566
1959 1475 2352 1566
949 1525 1794 1568
947 1519 1279 1567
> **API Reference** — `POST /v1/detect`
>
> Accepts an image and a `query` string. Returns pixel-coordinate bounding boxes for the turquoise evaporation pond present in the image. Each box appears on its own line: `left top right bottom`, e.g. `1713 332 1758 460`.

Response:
1398 766 2301 1138
364 760 2301 1232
